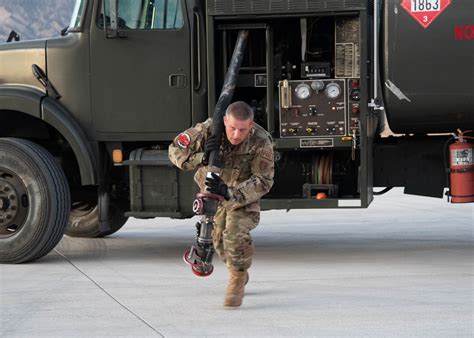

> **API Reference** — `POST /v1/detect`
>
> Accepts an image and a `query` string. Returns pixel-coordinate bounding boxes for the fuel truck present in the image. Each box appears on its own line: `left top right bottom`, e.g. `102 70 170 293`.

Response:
0 0 472 264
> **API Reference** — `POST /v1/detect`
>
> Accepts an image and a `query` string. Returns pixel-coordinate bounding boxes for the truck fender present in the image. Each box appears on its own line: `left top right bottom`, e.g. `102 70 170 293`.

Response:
0 85 97 185
42 97 97 185
0 85 43 117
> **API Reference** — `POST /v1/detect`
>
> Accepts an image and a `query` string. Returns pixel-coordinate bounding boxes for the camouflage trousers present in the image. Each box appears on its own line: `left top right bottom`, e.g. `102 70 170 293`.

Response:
212 206 259 272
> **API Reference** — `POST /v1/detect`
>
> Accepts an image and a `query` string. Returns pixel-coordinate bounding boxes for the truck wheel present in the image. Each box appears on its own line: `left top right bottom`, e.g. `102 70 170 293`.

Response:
0 138 70 263
65 202 128 238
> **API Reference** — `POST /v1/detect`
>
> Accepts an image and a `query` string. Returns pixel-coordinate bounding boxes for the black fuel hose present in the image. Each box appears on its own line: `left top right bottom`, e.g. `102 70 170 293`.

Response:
208 30 249 169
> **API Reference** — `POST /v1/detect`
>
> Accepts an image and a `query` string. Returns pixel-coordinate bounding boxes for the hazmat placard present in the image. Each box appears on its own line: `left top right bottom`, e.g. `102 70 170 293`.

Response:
400 0 451 28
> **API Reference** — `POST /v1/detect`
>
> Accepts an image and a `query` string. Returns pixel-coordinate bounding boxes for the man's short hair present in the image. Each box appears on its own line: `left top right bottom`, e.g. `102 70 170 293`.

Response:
225 101 254 121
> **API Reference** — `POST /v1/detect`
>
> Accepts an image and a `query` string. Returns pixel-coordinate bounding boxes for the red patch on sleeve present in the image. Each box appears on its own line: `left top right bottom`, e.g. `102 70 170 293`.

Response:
177 133 191 148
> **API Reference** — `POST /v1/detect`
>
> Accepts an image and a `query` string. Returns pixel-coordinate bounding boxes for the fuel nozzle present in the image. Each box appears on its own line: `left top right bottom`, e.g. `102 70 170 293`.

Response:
183 219 214 277
183 192 224 277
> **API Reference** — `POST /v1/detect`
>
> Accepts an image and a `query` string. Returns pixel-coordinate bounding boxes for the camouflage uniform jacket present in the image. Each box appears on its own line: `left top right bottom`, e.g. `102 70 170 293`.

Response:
168 118 274 212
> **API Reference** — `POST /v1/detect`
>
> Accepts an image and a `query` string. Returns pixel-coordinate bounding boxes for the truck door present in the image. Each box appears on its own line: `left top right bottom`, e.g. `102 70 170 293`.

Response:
90 0 191 135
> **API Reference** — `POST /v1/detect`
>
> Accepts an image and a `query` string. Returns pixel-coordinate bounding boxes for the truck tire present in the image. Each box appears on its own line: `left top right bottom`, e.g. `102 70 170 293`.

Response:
0 138 71 263
65 202 128 238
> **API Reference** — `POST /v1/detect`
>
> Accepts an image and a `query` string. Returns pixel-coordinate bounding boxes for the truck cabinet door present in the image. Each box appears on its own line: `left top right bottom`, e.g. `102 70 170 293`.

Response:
90 0 191 135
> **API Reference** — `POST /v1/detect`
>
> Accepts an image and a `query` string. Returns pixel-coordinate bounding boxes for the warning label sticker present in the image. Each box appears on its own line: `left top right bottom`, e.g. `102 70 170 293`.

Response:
300 138 334 148
451 148 473 166
400 0 451 29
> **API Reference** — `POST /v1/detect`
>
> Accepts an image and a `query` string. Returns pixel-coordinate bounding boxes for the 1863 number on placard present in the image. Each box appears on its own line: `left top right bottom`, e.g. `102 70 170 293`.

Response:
411 0 440 12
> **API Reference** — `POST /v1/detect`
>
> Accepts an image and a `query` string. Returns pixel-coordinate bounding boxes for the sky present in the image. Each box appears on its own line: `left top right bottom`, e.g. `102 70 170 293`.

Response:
0 0 75 42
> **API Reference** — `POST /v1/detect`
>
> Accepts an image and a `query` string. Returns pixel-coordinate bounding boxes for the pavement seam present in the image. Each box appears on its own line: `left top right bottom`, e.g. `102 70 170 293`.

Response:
54 249 165 337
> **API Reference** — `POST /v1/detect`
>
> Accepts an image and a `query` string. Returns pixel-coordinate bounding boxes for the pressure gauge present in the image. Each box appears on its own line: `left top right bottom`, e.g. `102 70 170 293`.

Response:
311 80 325 91
295 83 312 100
324 83 342 100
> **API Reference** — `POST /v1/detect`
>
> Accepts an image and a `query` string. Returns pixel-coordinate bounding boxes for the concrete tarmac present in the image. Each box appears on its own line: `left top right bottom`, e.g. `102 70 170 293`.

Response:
1 189 473 337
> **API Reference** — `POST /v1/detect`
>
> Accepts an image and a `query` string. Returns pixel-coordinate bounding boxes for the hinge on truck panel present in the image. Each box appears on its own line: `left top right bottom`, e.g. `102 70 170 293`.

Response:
368 98 384 111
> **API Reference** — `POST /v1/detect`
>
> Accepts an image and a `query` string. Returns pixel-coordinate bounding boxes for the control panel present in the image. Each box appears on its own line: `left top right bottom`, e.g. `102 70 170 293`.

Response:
347 78 361 135
279 79 347 138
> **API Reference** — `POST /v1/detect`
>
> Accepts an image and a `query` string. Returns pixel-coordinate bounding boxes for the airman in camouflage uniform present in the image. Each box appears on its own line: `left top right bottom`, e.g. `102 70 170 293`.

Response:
169 101 274 307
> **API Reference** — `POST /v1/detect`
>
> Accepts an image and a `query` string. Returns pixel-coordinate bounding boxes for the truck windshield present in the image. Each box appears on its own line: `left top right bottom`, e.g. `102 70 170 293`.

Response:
69 0 87 29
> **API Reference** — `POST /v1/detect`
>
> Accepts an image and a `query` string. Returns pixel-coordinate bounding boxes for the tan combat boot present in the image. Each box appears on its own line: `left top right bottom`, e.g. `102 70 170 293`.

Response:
224 268 248 307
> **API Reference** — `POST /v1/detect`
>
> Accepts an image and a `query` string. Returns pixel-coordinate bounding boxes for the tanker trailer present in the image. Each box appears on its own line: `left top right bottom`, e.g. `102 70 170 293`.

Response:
374 0 473 200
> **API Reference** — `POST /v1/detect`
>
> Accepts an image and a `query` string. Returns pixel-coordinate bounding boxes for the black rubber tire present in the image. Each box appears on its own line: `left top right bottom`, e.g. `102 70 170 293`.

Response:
0 138 70 263
65 202 128 238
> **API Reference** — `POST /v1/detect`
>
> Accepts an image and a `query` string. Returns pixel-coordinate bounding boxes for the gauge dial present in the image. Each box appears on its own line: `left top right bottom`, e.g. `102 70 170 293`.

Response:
324 83 342 100
295 83 311 100
311 80 325 91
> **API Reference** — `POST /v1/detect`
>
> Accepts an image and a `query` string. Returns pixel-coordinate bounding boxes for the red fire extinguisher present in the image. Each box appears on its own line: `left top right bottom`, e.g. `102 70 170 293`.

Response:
449 130 474 203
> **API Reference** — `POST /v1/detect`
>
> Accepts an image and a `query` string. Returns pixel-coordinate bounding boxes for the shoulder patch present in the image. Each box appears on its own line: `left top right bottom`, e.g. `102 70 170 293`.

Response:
259 160 269 172
260 148 274 162
177 133 191 148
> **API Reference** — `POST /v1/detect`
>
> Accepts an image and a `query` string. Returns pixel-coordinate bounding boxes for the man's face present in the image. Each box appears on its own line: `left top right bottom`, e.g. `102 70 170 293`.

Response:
223 114 253 145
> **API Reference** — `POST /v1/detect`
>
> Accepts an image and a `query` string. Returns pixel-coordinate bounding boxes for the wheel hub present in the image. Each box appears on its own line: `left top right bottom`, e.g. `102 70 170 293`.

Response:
0 171 29 237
